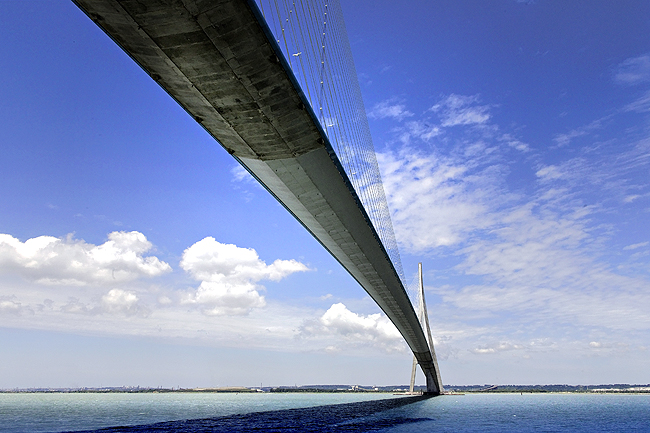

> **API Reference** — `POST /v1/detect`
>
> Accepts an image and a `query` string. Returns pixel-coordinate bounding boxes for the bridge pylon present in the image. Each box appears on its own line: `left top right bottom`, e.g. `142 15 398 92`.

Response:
409 263 443 395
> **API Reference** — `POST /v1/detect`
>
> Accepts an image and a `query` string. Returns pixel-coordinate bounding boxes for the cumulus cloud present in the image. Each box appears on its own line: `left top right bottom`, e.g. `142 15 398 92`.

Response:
299 303 406 352
0 297 24 315
180 237 308 315
430 94 491 127
101 289 144 316
183 280 266 316
0 231 171 286
181 237 307 282
54 289 148 316
368 100 414 121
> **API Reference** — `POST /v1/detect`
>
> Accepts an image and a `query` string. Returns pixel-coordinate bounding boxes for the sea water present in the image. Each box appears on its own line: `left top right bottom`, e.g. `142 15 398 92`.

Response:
0 392 649 432
375 393 650 432
0 392 388 432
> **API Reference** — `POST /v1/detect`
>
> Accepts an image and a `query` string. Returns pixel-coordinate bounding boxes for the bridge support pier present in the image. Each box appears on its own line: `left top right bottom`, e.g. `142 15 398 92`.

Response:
424 370 441 395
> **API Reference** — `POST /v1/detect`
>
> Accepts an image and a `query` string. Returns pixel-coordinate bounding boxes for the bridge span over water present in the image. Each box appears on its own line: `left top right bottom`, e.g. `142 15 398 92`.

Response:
73 0 443 394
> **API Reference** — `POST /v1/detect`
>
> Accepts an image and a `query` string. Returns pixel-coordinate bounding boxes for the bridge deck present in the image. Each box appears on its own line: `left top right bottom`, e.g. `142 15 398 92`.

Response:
72 0 442 393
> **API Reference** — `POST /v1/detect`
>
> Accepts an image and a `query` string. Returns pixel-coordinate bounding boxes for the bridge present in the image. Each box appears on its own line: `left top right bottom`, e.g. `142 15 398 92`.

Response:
72 0 443 394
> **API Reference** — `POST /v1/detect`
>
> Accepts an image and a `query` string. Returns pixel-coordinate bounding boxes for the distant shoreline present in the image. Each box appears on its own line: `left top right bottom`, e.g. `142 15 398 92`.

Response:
2 384 649 394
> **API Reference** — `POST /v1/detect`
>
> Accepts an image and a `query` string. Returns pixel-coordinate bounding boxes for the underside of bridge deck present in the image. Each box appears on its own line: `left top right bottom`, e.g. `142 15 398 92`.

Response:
72 0 442 393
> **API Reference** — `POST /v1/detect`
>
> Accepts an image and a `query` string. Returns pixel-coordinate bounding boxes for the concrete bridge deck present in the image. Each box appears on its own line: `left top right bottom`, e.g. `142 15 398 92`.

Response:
72 0 442 393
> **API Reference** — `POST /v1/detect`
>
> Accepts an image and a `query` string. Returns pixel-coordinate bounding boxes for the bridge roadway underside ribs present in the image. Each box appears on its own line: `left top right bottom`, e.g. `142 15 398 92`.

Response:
73 0 442 393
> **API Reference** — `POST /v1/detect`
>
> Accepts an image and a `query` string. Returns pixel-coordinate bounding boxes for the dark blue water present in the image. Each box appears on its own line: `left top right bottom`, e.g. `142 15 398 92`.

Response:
380 393 650 432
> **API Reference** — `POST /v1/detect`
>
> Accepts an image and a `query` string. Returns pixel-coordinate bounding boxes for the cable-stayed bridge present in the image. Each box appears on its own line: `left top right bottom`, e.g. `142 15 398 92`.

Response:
73 0 443 394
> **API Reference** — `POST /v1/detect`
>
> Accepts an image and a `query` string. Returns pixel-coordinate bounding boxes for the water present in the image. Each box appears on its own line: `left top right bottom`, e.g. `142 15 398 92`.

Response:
378 393 650 432
0 393 391 432
1 392 649 432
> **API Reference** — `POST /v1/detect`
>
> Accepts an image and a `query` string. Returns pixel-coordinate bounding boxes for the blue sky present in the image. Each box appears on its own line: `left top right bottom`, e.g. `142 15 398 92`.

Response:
1 0 649 388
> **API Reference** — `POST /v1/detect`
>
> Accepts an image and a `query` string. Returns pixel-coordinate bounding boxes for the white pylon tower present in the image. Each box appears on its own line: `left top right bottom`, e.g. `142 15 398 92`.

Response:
409 262 443 394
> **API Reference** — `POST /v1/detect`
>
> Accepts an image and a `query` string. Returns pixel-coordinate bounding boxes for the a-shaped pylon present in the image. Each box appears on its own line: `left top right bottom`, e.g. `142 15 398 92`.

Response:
409 263 443 394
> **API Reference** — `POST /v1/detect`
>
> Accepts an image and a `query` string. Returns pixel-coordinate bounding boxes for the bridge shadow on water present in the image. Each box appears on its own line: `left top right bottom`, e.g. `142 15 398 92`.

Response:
67 395 435 433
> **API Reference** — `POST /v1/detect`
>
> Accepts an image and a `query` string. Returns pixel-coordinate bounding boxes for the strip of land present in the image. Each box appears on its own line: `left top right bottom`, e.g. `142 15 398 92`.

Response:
2 384 649 394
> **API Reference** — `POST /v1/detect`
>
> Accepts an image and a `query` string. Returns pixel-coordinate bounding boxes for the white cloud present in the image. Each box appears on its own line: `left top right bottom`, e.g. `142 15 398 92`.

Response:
500 134 530 152
60 297 92 315
368 100 414 121
430 94 491 127
472 342 524 355
0 297 24 315
615 53 650 86
375 96 650 358
377 149 500 252
624 90 650 113
403 121 442 142
369 94 501 148
51 289 148 317
624 242 649 251
183 280 266 316
404 159 650 346
101 289 143 316
0 231 171 286
231 164 256 183
623 194 641 203
553 117 606 147
299 303 406 353
462 202 591 279
180 237 308 315
363 88 650 372
536 165 566 181
181 237 308 283
535 131 650 205
319 303 400 339
586 341 632 354
440 205 650 330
